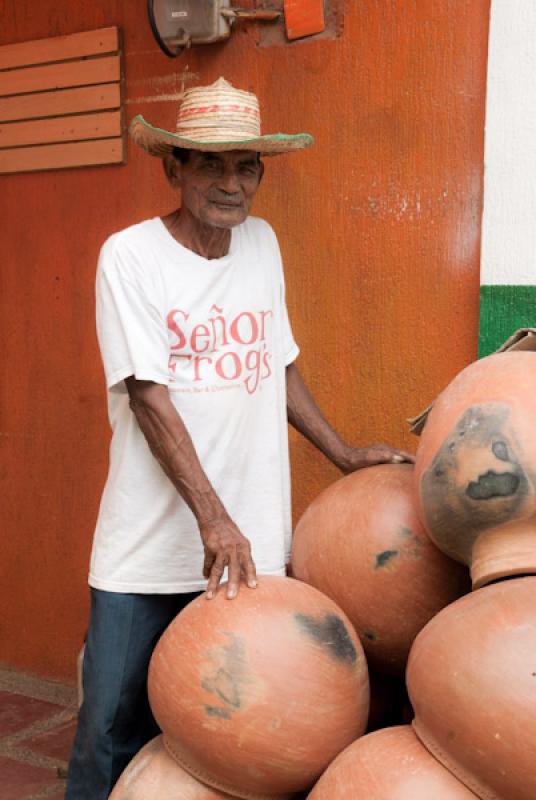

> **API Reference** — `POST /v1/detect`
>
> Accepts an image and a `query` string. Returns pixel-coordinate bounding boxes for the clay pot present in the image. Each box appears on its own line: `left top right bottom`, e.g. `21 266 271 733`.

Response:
407 576 536 800
414 351 536 588
148 576 369 799
109 736 237 799
307 725 479 799
291 464 468 674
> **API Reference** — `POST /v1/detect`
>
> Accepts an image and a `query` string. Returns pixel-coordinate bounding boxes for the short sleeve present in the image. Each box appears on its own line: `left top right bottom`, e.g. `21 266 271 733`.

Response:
96 236 170 393
266 223 299 365
281 292 299 366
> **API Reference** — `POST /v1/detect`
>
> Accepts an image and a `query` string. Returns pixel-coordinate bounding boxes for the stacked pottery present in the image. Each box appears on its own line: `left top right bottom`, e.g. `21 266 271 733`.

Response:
109 736 237 799
406 577 536 800
308 726 479 799
147 575 370 799
406 350 536 800
291 463 468 676
112 348 536 798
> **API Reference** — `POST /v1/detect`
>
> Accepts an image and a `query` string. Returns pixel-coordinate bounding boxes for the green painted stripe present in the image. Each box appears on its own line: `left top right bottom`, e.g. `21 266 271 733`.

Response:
478 284 536 357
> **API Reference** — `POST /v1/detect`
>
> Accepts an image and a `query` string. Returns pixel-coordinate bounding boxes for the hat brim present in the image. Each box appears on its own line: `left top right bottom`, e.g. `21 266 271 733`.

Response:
129 115 313 157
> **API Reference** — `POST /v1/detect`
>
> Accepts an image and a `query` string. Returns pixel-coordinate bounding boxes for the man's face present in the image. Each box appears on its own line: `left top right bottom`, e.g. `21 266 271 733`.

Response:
177 150 264 229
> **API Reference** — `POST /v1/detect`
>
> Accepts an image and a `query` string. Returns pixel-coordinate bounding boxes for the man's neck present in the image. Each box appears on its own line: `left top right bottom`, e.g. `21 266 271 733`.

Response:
161 209 232 260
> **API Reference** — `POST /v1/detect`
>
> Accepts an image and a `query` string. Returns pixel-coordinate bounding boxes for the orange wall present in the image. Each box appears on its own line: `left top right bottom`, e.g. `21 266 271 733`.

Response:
0 1 490 681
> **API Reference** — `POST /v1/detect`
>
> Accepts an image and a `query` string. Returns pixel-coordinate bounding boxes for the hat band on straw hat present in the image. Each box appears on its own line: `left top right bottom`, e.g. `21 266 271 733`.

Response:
176 102 261 142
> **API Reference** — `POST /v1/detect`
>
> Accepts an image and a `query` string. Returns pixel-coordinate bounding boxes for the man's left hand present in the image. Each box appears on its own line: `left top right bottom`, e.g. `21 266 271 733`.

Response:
339 443 415 474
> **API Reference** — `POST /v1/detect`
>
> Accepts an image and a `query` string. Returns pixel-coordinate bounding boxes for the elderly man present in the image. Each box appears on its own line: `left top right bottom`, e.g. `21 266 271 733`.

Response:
65 78 412 799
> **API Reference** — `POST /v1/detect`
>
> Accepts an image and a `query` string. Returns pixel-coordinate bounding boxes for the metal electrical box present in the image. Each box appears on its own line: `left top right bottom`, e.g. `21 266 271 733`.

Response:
149 0 233 47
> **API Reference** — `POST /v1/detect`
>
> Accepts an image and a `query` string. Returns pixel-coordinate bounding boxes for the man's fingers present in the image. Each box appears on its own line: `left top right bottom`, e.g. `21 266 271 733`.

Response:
200 522 256 599
389 449 415 464
366 449 392 465
241 550 257 590
203 550 216 579
368 446 415 465
205 556 226 600
226 556 242 600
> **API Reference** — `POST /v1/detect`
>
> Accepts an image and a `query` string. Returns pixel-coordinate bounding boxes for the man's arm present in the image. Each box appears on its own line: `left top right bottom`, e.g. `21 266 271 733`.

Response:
125 377 257 599
286 362 414 471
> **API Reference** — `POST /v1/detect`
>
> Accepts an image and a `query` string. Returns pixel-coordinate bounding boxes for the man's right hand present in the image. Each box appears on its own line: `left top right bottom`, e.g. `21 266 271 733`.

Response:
199 517 257 600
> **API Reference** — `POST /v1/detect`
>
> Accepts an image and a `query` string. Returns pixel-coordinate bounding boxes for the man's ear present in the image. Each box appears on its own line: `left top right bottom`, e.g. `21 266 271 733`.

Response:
258 159 265 185
163 154 182 189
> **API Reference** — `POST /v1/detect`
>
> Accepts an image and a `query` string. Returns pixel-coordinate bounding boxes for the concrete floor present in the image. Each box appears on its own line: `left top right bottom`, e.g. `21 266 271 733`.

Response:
0 666 77 800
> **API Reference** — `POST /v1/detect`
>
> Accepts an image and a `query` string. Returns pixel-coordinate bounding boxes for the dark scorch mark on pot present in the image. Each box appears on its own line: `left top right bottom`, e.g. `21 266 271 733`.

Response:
205 705 231 720
202 667 241 709
294 612 357 664
201 632 246 720
492 441 509 461
421 405 529 560
466 470 520 500
375 549 399 569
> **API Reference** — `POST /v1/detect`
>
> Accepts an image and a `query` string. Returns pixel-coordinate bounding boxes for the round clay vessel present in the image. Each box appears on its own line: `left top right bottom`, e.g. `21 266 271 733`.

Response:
109 735 238 799
307 725 479 799
407 576 536 800
291 464 468 674
148 575 369 799
414 351 536 588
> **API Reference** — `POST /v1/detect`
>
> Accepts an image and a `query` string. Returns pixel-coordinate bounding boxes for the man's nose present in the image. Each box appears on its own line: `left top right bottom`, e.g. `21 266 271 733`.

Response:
218 169 241 194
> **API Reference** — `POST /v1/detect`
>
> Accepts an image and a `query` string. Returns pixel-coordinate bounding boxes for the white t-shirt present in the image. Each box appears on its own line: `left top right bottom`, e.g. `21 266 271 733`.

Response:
89 216 298 593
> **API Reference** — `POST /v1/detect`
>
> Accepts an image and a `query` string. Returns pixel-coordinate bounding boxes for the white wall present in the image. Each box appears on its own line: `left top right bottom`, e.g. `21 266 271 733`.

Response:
481 0 536 285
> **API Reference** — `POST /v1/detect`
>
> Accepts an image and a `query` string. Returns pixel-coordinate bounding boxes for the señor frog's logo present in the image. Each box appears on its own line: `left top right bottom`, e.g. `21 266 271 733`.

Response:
167 304 273 396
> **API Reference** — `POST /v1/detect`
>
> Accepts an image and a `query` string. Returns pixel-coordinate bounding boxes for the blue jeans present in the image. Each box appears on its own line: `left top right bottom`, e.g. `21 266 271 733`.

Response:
65 588 201 799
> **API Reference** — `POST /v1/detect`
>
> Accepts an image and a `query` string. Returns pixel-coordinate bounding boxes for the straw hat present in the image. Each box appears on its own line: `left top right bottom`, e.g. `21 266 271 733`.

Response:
129 77 313 157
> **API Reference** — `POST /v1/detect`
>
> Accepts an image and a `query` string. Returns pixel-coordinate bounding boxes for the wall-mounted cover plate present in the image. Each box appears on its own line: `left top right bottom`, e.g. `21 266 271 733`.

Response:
151 0 232 46
284 0 325 40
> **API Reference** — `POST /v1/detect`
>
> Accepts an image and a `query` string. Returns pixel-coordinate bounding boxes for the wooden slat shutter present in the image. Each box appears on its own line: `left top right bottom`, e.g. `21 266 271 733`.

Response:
0 26 125 174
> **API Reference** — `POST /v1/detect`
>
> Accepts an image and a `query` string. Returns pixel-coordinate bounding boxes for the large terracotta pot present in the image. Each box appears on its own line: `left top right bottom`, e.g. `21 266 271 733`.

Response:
291 464 468 674
109 736 238 799
414 352 536 588
148 576 369 799
407 576 536 800
307 725 479 799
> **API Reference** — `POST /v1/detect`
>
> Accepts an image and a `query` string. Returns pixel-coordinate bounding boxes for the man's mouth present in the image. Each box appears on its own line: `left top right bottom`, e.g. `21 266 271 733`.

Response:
210 199 242 209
